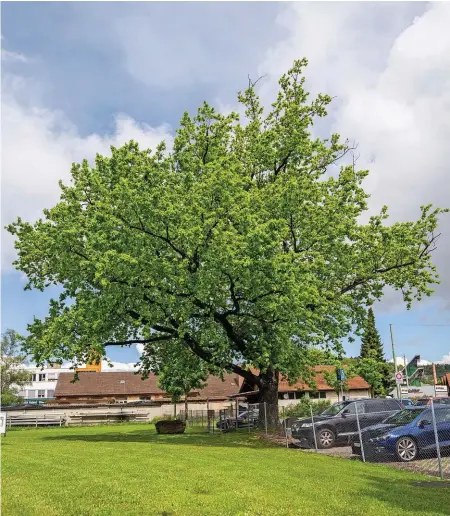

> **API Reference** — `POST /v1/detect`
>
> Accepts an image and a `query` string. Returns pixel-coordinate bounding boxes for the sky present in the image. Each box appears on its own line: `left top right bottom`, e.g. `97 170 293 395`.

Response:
2 2 450 369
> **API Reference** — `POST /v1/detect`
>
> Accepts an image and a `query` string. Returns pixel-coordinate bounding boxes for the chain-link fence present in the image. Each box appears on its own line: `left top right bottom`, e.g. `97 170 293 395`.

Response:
179 401 291 445
290 398 450 480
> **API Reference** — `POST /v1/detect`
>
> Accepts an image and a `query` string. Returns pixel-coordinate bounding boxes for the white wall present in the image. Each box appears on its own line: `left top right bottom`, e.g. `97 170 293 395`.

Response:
19 366 72 400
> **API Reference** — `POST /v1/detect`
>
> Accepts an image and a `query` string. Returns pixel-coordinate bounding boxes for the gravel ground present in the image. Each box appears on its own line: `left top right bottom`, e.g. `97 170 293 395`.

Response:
314 445 450 479
261 433 450 479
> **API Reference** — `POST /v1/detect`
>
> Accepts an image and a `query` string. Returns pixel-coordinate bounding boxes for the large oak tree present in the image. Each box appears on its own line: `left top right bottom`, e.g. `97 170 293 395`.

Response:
7 60 447 424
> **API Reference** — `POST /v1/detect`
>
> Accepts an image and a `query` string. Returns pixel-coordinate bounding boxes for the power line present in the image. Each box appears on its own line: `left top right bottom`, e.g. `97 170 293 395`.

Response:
389 324 450 327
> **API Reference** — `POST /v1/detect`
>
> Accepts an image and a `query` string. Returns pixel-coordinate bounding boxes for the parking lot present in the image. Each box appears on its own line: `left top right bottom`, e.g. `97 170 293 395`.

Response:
302 445 450 479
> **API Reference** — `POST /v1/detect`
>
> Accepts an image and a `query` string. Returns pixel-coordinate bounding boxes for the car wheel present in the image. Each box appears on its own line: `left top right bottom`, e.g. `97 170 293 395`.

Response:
396 437 418 462
317 429 335 449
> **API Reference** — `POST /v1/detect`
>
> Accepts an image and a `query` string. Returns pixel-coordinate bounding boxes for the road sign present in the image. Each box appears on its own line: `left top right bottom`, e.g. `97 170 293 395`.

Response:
435 385 448 397
336 368 346 382
395 372 403 384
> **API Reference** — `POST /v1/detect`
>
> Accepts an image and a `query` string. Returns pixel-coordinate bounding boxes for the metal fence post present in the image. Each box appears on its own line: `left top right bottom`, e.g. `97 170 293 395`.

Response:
355 403 365 463
283 417 289 449
264 402 268 437
430 400 444 480
310 406 318 453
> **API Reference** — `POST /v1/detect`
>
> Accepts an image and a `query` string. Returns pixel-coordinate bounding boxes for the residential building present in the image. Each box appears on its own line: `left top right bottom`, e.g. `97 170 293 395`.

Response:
277 366 371 405
236 366 370 406
52 366 371 406
52 371 241 405
19 364 73 404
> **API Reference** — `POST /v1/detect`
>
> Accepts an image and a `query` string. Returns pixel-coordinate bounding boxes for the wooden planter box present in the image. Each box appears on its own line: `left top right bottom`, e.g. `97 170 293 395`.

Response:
155 419 186 434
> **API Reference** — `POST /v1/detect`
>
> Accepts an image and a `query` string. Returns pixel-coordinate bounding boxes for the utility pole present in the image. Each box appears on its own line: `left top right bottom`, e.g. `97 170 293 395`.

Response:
390 324 401 398
404 355 409 388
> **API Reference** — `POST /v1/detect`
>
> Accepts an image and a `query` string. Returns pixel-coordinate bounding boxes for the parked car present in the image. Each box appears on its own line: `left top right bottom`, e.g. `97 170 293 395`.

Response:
413 397 450 406
351 405 450 462
398 398 414 407
216 407 259 430
291 398 402 449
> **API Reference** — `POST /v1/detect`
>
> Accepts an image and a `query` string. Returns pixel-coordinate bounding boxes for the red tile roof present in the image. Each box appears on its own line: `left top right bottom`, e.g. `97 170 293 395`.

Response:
278 366 370 392
54 372 241 400
54 365 369 401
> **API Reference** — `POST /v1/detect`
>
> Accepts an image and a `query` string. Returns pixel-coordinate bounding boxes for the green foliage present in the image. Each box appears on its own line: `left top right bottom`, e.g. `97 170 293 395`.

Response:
6 59 447 398
321 358 357 395
360 308 384 361
356 352 395 397
150 414 176 424
283 398 331 418
1 329 31 406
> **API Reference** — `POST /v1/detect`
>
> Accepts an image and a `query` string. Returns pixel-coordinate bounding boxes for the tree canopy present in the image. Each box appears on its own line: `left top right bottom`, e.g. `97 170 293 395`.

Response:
1 329 31 406
7 59 447 415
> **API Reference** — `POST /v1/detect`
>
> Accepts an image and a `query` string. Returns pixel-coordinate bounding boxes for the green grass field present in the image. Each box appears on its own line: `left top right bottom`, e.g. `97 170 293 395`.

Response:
1 423 449 516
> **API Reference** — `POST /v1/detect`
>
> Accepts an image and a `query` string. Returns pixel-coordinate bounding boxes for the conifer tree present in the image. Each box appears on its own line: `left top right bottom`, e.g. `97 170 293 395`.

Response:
360 308 384 361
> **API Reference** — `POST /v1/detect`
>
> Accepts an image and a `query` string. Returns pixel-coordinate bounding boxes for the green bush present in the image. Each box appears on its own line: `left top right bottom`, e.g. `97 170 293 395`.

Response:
150 415 176 424
283 398 331 418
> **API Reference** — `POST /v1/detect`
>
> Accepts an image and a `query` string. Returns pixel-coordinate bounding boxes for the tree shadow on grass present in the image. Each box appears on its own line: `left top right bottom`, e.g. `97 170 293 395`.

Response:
40 429 275 449
361 473 450 515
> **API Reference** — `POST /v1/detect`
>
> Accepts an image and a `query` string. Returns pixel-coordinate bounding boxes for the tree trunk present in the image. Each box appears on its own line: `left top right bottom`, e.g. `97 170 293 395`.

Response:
184 395 189 422
257 369 279 429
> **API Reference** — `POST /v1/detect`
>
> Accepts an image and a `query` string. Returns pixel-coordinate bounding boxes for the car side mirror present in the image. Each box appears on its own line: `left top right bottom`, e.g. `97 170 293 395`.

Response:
419 419 431 428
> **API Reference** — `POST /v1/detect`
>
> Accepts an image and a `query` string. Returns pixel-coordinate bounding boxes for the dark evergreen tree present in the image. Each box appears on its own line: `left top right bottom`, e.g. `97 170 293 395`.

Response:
360 308 384 362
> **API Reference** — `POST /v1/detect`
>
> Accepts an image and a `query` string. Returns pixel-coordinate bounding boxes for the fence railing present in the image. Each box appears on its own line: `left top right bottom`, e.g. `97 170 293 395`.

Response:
290 400 450 480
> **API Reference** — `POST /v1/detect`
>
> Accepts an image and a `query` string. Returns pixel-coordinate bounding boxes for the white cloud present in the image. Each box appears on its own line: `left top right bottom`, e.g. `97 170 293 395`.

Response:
1 73 173 271
440 353 450 365
251 2 450 312
389 356 408 367
101 360 139 372
136 344 145 355
1 49 28 63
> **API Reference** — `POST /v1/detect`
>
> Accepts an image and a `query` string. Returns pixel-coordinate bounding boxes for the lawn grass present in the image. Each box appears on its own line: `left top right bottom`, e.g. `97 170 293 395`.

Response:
1 423 449 516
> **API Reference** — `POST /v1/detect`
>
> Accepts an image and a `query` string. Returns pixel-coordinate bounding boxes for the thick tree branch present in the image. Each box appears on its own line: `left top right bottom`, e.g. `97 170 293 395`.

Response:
104 336 173 346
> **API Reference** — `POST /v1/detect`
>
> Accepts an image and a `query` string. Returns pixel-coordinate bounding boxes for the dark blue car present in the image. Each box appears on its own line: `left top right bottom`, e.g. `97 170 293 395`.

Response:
351 405 450 462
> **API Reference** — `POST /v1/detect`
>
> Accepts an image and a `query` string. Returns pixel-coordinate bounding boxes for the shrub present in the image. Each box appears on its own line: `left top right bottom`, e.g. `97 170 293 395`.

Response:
283 398 331 418
150 415 176 424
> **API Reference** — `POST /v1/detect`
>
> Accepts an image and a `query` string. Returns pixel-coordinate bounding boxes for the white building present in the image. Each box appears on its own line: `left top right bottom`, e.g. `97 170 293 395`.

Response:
19 364 73 404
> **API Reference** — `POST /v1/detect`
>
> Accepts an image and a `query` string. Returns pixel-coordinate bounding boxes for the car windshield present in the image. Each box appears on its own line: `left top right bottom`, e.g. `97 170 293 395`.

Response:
383 408 423 425
321 402 349 416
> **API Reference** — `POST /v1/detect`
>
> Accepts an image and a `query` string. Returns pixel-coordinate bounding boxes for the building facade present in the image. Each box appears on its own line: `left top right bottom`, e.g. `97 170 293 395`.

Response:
52 371 242 405
19 364 73 404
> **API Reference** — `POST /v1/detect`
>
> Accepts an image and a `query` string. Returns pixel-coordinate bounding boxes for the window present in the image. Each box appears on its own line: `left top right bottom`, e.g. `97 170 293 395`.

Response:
37 390 45 398
39 373 46 382
295 392 305 400
344 401 365 415
139 397 151 401
47 373 58 381
27 390 36 398
385 399 403 410
310 391 327 399
47 390 55 398
384 408 423 426
364 400 386 413
32 374 37 382
435 408 450 423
